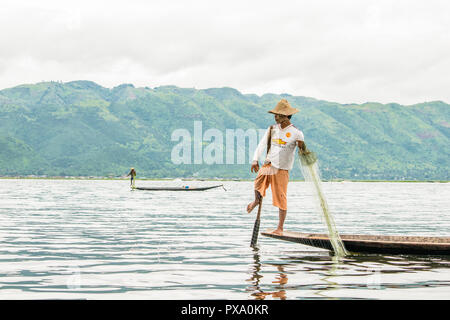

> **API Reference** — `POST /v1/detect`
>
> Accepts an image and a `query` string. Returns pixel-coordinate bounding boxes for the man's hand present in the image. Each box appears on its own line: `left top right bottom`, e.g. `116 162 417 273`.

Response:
297 140 309 155
251 161 260 173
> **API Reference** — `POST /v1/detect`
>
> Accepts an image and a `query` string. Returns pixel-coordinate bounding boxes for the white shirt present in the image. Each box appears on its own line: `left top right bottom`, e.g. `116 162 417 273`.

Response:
252 123 304 170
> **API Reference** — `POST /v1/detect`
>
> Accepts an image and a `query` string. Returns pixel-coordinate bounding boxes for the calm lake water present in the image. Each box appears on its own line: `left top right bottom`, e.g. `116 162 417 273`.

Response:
0 179 449 299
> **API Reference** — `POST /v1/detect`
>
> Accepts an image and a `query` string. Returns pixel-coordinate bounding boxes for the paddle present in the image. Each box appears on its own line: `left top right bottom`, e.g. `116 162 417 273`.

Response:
249 124 273 247
250 198 263 247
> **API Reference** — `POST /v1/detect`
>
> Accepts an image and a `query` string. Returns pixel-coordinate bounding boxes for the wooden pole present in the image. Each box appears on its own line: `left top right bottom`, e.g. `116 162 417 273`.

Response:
250 199 263 247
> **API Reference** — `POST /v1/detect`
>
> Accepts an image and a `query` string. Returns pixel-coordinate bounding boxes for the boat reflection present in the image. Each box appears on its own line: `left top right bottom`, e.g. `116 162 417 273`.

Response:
246 247 450 299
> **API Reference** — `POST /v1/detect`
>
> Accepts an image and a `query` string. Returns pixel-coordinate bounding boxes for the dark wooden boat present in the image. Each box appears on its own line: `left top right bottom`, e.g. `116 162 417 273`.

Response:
261 230 450 255
133 184 224 191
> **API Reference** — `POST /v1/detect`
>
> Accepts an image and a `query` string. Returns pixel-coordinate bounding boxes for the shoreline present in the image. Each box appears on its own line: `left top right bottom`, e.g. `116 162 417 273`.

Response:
0 177 448 183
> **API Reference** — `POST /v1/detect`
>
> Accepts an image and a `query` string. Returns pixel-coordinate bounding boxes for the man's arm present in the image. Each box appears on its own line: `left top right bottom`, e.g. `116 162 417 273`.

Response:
298 140 313 156
297 140 305 152
296 129 306 154
251 127 270 173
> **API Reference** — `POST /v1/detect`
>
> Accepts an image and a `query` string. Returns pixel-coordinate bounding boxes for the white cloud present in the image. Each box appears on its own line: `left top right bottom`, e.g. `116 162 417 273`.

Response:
0 0 449 104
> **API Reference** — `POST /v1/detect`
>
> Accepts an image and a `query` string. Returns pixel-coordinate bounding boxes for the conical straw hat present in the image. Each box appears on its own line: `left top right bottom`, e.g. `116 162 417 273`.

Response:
268 99 299 116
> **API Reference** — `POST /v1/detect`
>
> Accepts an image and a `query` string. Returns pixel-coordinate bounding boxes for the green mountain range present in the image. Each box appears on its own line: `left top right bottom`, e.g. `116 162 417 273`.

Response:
0 81 448 180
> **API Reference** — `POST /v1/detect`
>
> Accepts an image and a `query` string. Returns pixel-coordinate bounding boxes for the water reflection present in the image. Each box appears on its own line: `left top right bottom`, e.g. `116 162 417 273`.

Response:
313 255 341 299
246 247 450 300
246 247 262 294
246 247 288 300
1 180 449 299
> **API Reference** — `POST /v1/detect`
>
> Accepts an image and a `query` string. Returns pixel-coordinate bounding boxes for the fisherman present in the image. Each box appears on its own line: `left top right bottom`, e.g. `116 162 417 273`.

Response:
127 167 136 188
247 99 306 235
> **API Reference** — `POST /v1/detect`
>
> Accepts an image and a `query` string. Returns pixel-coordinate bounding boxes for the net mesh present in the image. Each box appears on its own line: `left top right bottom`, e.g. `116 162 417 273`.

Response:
298 148 348 257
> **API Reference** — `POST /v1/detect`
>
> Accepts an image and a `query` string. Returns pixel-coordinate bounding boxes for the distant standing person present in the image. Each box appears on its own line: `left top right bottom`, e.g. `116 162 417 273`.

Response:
127 168 136 188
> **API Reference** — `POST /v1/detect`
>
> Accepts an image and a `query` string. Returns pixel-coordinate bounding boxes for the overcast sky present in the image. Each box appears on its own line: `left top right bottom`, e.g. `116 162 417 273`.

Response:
1 0 449 104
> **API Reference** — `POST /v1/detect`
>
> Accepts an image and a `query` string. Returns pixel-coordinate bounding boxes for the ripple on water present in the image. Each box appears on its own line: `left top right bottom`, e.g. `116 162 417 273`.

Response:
0 180 449 299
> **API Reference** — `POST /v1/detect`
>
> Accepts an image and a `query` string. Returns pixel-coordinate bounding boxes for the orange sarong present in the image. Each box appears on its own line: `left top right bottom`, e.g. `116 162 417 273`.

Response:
254 163 289 210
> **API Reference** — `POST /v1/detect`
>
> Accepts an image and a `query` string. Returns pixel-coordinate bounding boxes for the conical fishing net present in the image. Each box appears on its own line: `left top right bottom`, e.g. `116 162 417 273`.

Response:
298 147 348 257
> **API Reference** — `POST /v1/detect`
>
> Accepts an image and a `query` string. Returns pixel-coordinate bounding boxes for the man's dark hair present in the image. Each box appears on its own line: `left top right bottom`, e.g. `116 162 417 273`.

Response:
287 115 292 120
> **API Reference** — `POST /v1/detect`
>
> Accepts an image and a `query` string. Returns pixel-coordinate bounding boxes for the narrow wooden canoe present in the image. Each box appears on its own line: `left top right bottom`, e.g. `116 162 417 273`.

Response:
261 230 450 255
133 184 224 191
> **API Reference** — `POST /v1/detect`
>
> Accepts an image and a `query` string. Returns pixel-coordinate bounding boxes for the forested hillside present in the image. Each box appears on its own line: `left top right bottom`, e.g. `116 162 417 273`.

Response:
0 81 448 180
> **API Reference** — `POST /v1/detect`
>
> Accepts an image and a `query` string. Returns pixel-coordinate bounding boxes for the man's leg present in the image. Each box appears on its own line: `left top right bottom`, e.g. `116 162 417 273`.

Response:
248 166 271 213
269 168 289 234
247 190 262 213
272 209 287 235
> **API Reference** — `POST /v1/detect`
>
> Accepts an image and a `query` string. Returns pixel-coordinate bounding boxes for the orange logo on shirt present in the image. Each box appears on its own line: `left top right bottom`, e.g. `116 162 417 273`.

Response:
286 132 291 138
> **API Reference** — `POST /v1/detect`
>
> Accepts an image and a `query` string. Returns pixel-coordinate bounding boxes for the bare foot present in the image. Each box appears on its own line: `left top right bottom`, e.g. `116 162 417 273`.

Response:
271 229 283 235
247 201 258 213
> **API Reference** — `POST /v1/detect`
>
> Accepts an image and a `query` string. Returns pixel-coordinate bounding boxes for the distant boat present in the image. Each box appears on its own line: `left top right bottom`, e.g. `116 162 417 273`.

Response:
261 230 450 255
133 184 225 192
